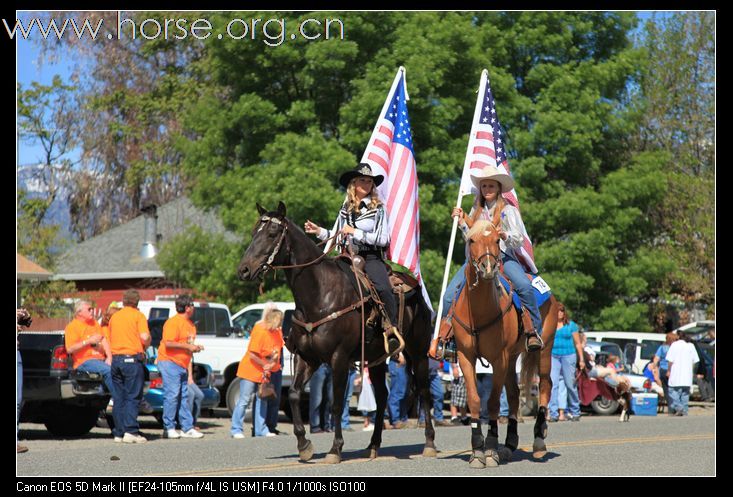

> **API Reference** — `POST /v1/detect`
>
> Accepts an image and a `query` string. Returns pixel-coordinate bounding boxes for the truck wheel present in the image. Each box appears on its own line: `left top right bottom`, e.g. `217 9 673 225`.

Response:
226 378 242 416
591 397 620 415
44 405 101 436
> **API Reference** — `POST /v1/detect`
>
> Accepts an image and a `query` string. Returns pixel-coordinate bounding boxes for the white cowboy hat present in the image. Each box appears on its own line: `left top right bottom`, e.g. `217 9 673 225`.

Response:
470 165 515 192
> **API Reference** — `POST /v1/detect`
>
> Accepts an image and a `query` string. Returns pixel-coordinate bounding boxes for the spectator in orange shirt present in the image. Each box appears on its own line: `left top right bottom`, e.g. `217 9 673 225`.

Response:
230 309 284 438
157 295 204 440
64 300 115 397
109 290 151 444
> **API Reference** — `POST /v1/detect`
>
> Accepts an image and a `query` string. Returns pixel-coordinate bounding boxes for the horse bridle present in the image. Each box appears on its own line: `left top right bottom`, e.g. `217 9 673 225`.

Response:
256 215 289 271
469 250 501 289
255 215 343 274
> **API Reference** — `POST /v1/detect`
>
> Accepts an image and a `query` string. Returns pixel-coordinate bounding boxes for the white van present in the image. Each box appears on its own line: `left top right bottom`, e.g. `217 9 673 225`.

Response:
137 300 234 337
231 302 296 339
582 331 665 374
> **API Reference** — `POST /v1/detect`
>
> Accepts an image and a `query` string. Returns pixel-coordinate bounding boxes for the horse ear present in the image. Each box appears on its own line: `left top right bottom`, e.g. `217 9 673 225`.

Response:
256 203 266 216
277 201 286 217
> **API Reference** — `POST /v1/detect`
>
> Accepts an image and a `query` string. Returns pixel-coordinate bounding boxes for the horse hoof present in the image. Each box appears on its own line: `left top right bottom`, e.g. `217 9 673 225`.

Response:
299 441 314 462
469 457 486 469
364 447 378 459
532 438 547 460
484 450 500 467
498 447 513 463
324 453 341 465
422 447 438 458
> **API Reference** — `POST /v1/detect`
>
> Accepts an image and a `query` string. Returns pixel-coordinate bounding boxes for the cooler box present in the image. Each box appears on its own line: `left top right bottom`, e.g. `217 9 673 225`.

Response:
632 393 658 416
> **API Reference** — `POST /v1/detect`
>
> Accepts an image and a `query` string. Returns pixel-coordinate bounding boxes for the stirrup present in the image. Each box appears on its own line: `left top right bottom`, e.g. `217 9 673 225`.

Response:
525 331 544 352
384 327 405 357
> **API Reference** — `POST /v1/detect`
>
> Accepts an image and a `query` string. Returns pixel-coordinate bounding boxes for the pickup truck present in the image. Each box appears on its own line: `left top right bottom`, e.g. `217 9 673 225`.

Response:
18 331 111 436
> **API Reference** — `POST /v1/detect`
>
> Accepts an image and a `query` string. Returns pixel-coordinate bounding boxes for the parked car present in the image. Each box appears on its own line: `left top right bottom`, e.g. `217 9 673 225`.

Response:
583 331 665 374
583 340 652 415
144 362 221 427
19 330 111 436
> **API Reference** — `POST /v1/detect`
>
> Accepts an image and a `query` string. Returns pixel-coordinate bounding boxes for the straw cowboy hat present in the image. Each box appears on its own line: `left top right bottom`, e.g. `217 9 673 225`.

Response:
339 163 385 188
470 165 515 192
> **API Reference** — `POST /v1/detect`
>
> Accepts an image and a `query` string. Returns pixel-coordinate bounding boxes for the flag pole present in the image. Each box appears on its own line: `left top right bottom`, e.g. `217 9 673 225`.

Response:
432 69 489 340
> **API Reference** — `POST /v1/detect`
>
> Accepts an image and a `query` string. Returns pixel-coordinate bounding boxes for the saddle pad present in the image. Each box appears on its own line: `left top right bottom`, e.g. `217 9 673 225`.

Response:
498 273 552 310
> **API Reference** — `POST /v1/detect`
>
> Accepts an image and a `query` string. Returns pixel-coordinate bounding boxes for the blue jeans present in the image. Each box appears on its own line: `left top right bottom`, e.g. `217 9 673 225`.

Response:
111 355 145 437
442 262 468 317
476 373 493 422
309 364 333 431
668 386 690 415
557 375 568 410
388 360 408 424
17 350 23 439
266 370 283 431
77 358 116 398
419 369 445 422
342 368 357 428
502 254 542 334
158 361 193 432
549 354 580 418
187 382 204 425
500 386 509 417
231 378 270 436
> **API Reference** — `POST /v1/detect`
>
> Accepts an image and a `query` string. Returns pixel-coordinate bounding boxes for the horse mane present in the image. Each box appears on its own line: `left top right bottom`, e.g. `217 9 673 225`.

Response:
466 219 495 239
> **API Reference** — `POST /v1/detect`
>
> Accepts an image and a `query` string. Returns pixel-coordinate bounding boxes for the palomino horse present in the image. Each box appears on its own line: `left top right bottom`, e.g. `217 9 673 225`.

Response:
450 218 559 468
237 202 435 464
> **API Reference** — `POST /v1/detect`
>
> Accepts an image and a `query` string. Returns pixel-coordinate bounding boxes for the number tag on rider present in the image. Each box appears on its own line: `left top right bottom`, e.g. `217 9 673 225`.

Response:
531 276 551 294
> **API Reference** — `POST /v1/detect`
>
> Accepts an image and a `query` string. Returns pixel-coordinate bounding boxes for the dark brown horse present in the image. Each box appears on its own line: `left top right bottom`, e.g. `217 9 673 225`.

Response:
237 202 436 463
450 218 559 468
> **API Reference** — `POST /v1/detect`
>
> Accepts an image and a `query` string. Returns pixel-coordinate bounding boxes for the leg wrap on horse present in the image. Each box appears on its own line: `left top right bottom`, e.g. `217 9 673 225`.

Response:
505 418 519 452
535 406 548 440
469 420 486 468
484 420 499 451
470 420 484 450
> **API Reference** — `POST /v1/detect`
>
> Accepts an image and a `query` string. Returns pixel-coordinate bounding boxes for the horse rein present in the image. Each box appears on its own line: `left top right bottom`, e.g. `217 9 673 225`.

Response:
256 215 340 271
257 214 370 370
460 225 513 366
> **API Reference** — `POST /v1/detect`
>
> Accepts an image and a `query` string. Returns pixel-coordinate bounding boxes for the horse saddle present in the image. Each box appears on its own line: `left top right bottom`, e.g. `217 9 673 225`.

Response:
434 271 552 345
334 255 385 329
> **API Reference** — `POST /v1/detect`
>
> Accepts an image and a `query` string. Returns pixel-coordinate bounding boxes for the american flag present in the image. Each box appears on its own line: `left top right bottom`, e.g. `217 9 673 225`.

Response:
458 70 538 274
362 67 433 313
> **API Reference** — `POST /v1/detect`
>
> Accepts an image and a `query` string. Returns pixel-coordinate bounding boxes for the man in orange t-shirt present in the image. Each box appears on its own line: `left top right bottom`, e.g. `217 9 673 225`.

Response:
108 290 151 443
157 295 204 439
64 300 115 397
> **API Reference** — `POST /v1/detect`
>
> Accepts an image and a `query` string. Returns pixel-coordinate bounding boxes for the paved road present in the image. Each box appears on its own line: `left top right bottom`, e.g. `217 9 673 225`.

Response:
17 405 715 477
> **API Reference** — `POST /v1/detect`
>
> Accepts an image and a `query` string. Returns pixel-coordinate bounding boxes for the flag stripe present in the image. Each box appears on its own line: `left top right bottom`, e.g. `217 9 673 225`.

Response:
361 70 432 314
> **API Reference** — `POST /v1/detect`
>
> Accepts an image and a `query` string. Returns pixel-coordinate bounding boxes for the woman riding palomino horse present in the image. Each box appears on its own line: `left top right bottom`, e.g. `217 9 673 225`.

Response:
440 165 544 352
439 165 560 468
236 177 435 464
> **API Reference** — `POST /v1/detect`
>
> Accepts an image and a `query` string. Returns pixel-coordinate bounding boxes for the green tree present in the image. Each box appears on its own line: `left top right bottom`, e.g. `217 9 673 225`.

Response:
632 12 715 319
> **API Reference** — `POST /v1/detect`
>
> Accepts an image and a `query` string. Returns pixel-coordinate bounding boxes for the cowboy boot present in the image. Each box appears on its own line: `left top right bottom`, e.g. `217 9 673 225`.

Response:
429 317 453 360
428 337 441 360
521 309 543 352
526 331 543 352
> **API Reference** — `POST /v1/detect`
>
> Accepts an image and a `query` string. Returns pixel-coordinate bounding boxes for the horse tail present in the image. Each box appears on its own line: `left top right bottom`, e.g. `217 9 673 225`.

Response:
520 349 540 402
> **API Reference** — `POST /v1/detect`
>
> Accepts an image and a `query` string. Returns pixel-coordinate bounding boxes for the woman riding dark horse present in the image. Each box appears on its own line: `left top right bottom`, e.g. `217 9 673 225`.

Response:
237 198 436 464
304 163 401 355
